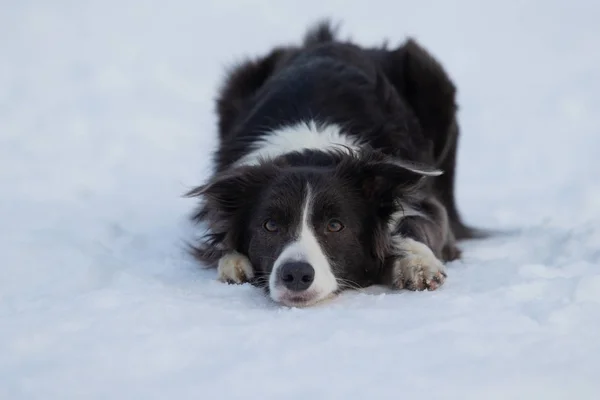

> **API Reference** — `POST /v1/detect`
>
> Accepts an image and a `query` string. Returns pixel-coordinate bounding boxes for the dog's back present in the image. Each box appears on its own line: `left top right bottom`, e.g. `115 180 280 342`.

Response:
212 20 480 240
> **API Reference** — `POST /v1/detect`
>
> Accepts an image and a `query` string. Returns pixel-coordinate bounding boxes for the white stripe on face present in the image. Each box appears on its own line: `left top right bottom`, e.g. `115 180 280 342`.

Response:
269 185 338 305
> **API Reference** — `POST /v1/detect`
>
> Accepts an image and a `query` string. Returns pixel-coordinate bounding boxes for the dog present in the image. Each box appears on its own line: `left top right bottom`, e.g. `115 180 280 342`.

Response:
185 20 484 307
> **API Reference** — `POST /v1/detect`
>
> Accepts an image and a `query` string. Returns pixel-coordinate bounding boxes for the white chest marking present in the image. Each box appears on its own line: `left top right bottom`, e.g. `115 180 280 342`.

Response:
235 120 361 166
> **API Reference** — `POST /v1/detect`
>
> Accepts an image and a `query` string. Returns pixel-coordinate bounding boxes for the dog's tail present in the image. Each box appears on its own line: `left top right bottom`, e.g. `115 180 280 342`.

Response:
433 121 493 241
303 19 340 46
452 218 491 240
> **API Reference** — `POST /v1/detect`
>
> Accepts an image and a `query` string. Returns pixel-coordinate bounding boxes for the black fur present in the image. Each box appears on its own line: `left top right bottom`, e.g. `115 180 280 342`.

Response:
186 20 483 301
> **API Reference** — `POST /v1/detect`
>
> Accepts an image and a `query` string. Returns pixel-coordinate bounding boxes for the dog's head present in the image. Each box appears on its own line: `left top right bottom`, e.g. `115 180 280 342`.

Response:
187 150 440 307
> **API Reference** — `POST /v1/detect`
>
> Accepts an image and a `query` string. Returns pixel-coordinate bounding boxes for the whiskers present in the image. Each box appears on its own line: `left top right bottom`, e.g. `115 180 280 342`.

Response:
335 277 367 292
251 275 270 289
249 255 278 289
248 255 367 299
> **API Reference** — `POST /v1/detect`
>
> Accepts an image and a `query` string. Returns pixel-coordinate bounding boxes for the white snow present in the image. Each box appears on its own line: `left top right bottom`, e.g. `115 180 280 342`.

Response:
1 0 599 399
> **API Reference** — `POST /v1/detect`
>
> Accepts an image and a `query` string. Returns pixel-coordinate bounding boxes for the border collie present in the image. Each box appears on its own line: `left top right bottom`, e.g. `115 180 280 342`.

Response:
186 20 483 307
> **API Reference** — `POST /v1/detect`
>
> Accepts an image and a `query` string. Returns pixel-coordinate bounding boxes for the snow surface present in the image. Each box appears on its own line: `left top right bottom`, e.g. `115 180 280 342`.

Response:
2 0 600 399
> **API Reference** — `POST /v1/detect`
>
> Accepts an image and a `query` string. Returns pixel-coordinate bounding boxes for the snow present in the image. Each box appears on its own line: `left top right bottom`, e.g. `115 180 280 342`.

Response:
1 0 599 398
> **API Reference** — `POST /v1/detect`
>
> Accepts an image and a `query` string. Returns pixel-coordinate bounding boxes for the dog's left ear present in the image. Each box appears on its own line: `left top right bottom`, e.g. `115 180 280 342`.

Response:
361 158 442 201
336 154 441 262
336 153 442 205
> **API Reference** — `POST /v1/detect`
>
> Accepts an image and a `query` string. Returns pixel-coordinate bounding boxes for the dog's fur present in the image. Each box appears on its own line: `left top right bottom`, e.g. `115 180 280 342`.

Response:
186 20 483 307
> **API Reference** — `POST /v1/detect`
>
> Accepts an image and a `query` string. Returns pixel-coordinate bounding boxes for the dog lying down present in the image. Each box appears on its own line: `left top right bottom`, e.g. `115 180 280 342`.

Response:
186 20 485 307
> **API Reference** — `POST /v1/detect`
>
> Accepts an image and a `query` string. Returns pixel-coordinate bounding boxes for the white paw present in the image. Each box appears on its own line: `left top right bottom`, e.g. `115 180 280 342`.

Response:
217 251 255 284
391 238 447 291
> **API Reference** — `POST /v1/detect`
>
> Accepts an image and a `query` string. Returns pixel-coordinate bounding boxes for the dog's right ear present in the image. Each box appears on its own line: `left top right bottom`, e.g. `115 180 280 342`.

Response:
217 47 291 138
185 165 277 217
184 164 278 265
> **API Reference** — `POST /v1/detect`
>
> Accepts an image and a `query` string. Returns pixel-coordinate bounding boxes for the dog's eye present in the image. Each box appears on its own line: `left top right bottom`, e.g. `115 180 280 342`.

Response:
263 219 279 232
326 219 344 233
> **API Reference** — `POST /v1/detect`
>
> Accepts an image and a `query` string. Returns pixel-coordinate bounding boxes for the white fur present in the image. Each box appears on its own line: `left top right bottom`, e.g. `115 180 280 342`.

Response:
391 237 446 290
217 251 254 284
269 185 338 305
387 204 428 234
236 119 443 177
235 121 361 167
385 159 444 177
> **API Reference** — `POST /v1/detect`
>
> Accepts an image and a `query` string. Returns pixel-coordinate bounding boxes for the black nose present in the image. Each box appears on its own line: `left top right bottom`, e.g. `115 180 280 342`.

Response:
279 261 315 291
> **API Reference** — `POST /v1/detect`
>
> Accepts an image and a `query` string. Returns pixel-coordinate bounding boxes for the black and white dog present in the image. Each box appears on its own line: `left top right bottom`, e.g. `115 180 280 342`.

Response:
186 20 483 307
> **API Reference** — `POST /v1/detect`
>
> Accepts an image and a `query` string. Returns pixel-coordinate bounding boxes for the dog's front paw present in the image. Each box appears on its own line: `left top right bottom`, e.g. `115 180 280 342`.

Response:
217 251 254 284
391 238 447 291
